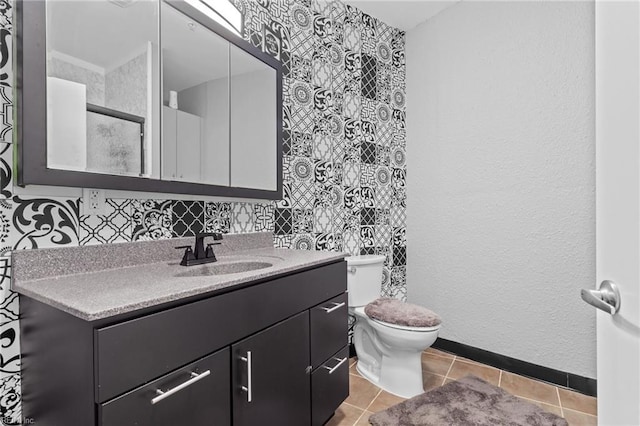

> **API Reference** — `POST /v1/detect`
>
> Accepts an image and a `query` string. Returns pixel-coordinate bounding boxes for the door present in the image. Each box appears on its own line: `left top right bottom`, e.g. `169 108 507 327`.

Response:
592 2 640 424
232 311 311 426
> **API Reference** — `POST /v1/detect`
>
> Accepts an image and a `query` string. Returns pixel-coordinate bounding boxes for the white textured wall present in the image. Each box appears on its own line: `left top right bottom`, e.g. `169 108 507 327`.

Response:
406 1 596 377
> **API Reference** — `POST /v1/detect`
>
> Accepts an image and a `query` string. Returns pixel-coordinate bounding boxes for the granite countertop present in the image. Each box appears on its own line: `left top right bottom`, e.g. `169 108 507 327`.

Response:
12 233 347 321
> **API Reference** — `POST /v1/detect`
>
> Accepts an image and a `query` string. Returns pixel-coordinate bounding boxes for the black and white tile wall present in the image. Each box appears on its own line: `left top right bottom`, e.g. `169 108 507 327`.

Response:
0 0 405 423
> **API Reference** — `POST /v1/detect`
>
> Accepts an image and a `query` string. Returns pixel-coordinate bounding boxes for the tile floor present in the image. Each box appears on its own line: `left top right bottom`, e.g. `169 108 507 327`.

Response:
328 348 597 426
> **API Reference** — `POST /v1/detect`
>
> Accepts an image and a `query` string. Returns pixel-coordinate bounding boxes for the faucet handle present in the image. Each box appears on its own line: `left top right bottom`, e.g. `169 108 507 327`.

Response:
175 245 196 266
205 243 219 260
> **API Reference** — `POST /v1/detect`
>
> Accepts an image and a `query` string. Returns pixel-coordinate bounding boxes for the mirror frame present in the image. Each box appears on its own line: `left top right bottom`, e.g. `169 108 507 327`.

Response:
16 0 283 199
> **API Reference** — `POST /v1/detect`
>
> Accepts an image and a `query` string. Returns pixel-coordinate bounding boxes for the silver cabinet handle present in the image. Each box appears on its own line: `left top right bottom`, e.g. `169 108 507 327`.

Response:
240 351 252 403
323 357 347 374
321 302 345 313
581 280 621 315
151 370 210 405
348 267 357 274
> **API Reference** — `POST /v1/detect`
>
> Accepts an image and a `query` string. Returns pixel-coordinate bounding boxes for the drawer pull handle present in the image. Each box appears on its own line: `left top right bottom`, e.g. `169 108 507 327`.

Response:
321 302 345 314
240 351 253 403
151 370 211 405
323 357 347 375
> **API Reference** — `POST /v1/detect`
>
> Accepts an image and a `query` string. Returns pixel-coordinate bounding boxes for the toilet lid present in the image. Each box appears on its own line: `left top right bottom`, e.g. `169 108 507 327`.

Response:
364 297 442 328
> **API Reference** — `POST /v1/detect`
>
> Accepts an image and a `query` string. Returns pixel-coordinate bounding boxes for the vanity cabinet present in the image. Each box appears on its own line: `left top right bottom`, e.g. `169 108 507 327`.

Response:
20 260 347 426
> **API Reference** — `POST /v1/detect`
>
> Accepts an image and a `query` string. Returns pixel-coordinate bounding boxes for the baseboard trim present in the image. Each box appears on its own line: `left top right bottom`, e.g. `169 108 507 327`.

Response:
432 338 597 397
348 340 597 397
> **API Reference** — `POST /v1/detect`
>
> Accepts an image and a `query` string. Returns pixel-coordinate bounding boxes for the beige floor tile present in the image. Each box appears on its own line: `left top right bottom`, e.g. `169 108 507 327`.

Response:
421 352 455 376
349 360 362 377
344 375 381 410
499 372 560 406
558 387 597 416
349 357 358 368
563 408 597 426
517 397 563 417
447 359 501 386
423 372 446 391
355 411 375 426
424 347 455 359
326 403 365 426
344 351 599 426
367 390 407 413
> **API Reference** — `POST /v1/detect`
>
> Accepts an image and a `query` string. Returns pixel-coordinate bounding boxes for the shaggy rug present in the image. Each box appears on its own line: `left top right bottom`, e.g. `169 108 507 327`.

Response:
369 375 568 426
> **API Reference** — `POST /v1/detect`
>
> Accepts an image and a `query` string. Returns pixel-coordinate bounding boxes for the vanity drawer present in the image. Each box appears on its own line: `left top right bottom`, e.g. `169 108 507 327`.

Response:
311 346 349 426
95 261 346 402
310 293 348 368
99 347 230 426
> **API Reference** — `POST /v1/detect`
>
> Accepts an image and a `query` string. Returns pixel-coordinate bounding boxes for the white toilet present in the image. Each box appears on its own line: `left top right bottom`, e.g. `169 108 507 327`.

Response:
347 255 442 398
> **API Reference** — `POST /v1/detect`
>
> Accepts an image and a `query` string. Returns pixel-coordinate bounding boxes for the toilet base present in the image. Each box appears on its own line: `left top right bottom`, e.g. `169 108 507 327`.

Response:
355 350 425 399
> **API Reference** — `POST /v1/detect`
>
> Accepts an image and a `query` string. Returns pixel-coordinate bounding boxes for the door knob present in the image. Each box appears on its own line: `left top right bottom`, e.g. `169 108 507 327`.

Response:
581 280 621 315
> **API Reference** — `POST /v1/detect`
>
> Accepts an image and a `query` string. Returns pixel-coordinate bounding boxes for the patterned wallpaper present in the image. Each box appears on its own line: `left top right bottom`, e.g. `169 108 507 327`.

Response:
0 0 406 423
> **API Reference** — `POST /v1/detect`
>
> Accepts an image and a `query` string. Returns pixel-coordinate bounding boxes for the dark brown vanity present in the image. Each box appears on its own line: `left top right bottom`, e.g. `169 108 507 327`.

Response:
14 236 349 426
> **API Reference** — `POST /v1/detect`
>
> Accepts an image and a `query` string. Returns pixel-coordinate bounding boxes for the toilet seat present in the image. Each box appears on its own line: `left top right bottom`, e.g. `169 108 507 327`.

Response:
353 307 440 332
369 318 441 332
364 297 442 328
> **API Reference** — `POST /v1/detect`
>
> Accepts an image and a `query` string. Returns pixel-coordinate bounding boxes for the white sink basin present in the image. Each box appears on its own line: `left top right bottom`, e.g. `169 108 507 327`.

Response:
174 261 273 277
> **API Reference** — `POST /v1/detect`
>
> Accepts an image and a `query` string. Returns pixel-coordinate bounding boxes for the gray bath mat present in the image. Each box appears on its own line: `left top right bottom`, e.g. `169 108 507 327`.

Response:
369 375 568 426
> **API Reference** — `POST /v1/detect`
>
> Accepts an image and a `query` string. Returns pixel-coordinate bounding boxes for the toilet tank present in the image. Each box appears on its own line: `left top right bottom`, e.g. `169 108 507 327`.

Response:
346 255 385 307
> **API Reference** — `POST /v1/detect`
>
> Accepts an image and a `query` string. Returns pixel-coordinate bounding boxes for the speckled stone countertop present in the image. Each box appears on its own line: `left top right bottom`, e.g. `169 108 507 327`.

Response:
12 232 346 321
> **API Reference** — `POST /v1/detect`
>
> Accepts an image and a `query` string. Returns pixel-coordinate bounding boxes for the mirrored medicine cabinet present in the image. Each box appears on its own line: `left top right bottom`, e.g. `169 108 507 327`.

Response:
17 0 282 199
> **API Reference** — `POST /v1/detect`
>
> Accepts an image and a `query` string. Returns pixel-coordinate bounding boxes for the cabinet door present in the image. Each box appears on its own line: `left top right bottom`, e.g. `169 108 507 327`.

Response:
176 110 201 182
99 348 230 426
232 311 310 426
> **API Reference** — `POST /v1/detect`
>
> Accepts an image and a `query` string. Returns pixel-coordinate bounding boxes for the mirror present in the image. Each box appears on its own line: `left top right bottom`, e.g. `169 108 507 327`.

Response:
161 1 279 191
18 0 282 199
45 0 160 178
230 45 277 191
161 1 230 186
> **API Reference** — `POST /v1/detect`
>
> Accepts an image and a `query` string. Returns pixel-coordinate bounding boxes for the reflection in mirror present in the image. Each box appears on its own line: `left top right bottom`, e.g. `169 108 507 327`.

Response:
161 2 230 186
230 45 277 191
45 0 159 178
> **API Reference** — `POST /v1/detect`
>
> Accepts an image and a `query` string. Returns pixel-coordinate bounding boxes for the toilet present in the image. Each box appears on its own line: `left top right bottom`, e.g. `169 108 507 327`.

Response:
347 255 442 398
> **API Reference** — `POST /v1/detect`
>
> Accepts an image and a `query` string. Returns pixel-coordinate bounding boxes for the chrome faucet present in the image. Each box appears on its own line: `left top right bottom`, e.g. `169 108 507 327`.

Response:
176 232 223 266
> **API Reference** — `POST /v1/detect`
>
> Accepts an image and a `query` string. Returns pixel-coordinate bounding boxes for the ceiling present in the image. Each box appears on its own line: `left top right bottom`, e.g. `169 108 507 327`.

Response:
343 0 460 31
